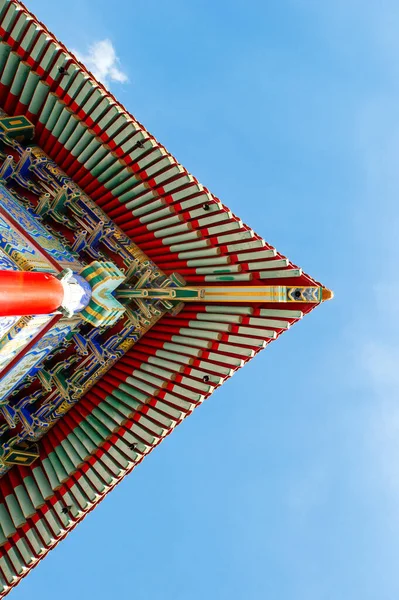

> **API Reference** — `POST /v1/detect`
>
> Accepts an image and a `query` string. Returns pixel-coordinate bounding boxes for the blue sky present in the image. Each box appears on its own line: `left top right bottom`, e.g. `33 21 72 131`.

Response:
11 1 399 598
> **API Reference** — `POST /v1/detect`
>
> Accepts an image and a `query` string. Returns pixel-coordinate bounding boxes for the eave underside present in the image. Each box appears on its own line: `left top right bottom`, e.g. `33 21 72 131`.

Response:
0 299 316 594
0 0 328 595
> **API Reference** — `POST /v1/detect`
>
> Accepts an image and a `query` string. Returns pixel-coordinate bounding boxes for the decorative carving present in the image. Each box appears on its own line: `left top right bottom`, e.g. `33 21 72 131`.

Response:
0 134 176 475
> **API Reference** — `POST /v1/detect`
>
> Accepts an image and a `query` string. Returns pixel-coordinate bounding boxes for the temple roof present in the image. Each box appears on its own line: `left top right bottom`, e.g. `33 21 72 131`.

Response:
0 0 322 290
0 0 330 595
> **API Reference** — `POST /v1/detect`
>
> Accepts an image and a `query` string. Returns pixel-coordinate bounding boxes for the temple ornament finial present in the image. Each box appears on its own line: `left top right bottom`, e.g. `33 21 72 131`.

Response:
321 287 334 302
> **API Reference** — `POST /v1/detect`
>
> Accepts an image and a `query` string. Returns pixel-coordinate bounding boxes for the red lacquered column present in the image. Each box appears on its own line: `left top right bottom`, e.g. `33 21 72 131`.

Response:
0 270 64 317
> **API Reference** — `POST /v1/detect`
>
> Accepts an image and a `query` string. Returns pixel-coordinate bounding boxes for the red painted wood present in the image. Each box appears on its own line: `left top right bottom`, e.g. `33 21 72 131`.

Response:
0 271 64 316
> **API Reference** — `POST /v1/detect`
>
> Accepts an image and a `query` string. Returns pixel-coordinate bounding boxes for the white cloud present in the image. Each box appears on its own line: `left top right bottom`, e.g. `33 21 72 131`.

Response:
73 39 128 88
